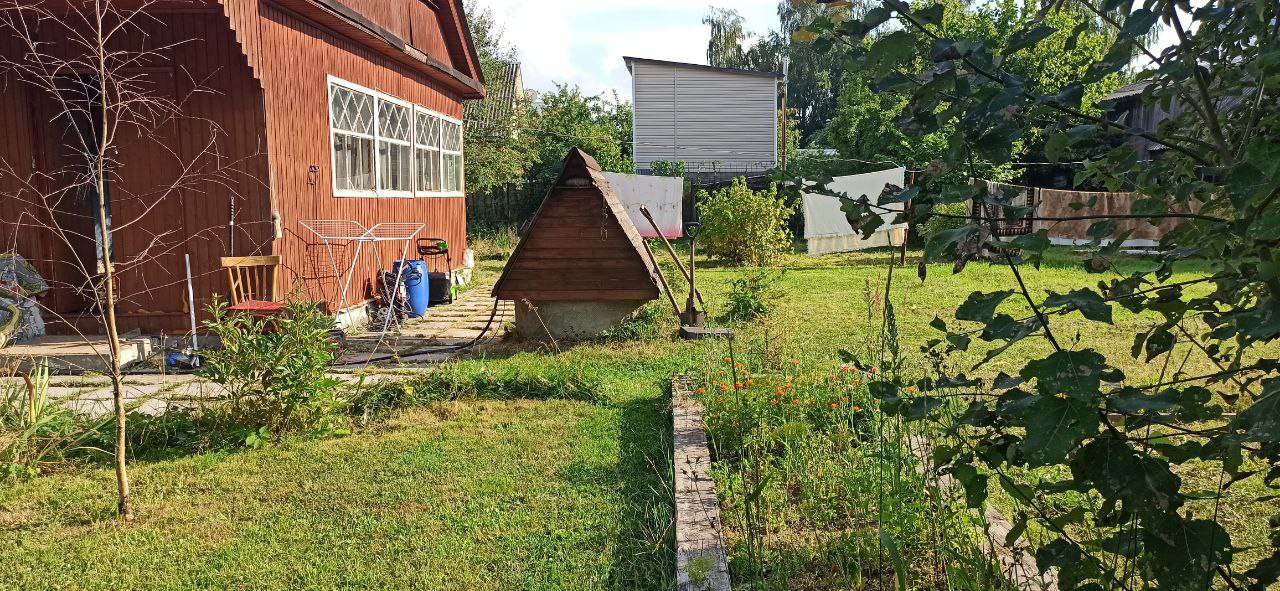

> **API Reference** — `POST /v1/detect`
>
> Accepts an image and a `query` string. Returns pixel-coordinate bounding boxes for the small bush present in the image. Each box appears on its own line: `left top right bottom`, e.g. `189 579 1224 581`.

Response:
916 201 970 243
696 178 794 267
719 271 786 324
201 299 346 444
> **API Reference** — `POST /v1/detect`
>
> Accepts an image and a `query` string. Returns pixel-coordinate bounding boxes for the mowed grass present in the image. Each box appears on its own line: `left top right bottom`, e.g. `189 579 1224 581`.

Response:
0 245 1260 590
0 352 680 591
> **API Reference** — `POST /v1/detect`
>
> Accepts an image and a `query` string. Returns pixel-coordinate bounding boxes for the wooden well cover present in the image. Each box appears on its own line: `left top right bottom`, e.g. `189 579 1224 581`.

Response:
492 149 662 302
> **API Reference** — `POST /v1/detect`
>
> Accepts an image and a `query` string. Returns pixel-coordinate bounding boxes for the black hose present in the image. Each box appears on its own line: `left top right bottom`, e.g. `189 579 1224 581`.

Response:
329 296 503 367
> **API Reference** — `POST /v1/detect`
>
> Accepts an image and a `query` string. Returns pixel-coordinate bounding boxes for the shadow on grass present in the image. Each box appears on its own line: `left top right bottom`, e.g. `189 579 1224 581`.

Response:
608 391 675 590
554 382 675 590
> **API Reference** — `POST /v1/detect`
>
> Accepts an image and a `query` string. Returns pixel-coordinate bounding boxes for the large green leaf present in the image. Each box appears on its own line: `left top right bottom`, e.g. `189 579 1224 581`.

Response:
1021 349 1109 400
956 290 1014 322
1019 395 1100 467
1042 288 1113 324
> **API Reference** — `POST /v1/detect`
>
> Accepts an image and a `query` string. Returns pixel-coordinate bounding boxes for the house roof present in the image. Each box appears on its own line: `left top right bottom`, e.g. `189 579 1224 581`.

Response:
1103 80 1151 101
465 61 523 130
492 148 662 302
623 56 784 80
270 0 486 99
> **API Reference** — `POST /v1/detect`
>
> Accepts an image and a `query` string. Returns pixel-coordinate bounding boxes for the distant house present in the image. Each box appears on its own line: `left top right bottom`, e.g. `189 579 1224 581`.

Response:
1104 81 1186 161
0 0 485 335
625 57 782 182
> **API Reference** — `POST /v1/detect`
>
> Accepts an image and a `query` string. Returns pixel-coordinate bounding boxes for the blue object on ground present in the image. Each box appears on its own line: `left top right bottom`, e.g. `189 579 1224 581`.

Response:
393 259 429 317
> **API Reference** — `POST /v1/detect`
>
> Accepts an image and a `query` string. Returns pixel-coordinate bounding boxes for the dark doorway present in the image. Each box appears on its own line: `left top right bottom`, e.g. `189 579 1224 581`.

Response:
44 74 111 313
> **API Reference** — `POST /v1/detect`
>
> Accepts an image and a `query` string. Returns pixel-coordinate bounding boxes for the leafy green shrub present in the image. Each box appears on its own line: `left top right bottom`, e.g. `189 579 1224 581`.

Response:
201 299 346 444
719 271 786 324
916 201 969 243
696 178 794 267
649 160 686 177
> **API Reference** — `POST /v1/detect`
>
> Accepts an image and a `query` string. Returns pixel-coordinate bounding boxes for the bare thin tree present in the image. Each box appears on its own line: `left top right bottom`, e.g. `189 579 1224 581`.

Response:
0 0 258 519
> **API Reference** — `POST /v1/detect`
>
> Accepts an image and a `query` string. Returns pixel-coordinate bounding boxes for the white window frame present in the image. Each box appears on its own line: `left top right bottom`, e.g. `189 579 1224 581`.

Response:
328 78 377 198
327 75 465 199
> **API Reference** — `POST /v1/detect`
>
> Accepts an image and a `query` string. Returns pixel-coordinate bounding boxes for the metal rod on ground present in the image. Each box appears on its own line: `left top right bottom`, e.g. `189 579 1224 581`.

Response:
637 205 705 307
642 240 681 316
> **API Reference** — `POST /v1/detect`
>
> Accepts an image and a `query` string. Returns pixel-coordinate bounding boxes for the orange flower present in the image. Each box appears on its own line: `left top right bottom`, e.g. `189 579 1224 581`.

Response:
789 359 798 366
719 384 730 391
697 387 705 394
785 383 793 389
792 399 801 405
735 382 743 388
775 388 785 396
853 405 862 412
830 402 839 409
724 357 732 363
741 369 749 376
853 379 861 387
771 399 780 405
840 366 850 373
735 362 744 368
871 367 880 374
841 396 849 402
908 386 919 394
746 380 754 386
717 398 725 404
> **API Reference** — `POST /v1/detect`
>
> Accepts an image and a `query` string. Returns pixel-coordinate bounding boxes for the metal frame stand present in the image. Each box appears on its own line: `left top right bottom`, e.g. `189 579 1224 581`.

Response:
300 220 424 342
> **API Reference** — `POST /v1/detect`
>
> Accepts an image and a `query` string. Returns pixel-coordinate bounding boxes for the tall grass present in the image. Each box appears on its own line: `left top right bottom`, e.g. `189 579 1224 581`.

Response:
1 360 107 479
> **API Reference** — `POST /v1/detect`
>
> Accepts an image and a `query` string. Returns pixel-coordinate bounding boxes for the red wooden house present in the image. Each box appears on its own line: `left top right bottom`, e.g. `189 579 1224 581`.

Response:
0 0 484 335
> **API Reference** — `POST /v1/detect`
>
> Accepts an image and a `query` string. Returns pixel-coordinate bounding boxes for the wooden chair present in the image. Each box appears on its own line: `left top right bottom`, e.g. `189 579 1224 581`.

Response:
221 255 284 314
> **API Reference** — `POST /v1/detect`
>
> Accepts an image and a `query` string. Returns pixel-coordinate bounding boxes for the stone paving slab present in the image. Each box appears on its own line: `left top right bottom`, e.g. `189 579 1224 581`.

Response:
672 376 732 591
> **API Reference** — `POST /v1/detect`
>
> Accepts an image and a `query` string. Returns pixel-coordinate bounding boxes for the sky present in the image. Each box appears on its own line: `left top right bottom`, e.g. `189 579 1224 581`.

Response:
472 1 781 102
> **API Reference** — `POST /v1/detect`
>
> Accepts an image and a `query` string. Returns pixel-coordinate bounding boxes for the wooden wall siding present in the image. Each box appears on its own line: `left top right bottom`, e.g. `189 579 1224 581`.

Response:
0 12 272 334
256 3 467 310
494 150 660 302
407 0 449 59
631 60 779 173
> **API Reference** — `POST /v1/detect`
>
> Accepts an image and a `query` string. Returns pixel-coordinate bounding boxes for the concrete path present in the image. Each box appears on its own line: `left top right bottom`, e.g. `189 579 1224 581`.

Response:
341 281 514 363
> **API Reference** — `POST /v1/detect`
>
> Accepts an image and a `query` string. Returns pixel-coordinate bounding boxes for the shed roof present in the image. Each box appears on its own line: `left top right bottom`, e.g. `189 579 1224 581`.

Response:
492 149 662 302
623 56 783 80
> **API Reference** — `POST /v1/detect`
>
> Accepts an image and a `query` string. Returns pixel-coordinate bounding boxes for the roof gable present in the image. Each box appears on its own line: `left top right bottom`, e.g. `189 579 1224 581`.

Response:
492 149 662 302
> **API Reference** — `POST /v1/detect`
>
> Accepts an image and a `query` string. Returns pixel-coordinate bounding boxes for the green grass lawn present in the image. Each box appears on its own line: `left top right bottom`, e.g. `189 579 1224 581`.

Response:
1 245 1266 590
0 351 683 591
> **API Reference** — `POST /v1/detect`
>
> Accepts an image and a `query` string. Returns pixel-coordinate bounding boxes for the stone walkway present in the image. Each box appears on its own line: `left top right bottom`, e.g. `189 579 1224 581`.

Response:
341 280 514 364
2 283 516 416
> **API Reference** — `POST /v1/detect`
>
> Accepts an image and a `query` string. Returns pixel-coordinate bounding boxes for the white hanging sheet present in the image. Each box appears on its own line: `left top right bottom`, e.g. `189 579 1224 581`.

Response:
602 172 684 238
802 168 907 255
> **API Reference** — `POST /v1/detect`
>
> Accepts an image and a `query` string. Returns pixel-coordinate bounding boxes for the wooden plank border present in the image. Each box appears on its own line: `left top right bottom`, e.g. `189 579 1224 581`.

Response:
671 375 732 591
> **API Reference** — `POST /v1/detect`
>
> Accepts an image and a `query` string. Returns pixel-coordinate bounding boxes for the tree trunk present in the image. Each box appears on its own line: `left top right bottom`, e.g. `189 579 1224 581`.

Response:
95 6 133 521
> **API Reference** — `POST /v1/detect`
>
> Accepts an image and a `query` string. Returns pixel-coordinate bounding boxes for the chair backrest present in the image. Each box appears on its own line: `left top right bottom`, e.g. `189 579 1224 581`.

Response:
221 255 281 305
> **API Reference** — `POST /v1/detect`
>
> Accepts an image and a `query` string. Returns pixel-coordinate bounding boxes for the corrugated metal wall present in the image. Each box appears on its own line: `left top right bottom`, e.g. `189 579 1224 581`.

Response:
631 61 779 175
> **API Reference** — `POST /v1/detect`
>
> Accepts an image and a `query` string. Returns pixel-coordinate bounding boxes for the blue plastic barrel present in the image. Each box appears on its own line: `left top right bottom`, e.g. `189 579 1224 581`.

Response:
393 259 429 317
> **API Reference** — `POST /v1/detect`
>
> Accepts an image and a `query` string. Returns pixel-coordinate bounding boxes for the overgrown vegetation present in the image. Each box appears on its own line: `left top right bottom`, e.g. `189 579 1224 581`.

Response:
797 0 1280 588
719 270 786 324
696 178 795 267
1 361 103 480
201 300 346 445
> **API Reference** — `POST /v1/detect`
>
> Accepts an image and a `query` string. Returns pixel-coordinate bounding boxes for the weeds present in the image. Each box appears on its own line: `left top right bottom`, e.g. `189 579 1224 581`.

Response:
719 270 786 324
1 360 106 480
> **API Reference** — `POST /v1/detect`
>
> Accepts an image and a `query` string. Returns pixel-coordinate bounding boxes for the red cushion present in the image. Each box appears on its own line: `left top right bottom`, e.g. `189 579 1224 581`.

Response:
228 299 285 313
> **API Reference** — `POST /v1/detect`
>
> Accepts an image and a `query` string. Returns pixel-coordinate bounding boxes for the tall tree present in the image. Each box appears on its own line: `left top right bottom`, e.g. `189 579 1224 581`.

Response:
463 0 535 192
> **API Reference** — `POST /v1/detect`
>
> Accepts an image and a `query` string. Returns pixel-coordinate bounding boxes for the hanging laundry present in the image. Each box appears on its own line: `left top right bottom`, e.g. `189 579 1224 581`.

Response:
802 168 907 256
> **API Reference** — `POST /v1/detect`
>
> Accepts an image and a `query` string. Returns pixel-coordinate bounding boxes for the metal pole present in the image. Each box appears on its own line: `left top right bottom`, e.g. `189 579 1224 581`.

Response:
780 56 791 173
184 253 198 350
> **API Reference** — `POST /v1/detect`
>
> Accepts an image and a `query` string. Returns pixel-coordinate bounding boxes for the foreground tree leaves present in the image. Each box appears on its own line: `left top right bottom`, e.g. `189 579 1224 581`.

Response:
797 0 1280 587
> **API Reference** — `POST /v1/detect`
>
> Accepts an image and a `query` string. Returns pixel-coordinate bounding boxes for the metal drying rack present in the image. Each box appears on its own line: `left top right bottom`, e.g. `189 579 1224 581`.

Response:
300 220 425 343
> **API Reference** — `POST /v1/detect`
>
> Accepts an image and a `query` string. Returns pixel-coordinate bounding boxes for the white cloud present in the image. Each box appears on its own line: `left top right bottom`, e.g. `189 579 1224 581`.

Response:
473 0 779 101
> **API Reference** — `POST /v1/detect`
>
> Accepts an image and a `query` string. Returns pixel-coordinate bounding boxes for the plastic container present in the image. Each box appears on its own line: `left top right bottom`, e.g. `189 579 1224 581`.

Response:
392 259 429 317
